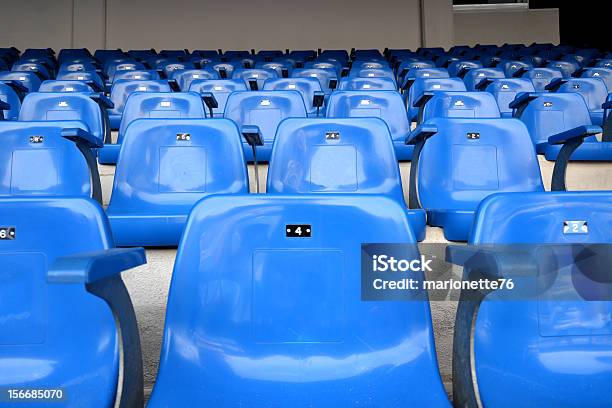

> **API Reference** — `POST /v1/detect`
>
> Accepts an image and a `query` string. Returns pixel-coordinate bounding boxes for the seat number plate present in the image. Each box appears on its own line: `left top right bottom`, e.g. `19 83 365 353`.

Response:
325 131 340 140
467 132 480 140
30 136 44 143
563 221 588 234
176 133 191 141
286 224 311 237
0 227 16 240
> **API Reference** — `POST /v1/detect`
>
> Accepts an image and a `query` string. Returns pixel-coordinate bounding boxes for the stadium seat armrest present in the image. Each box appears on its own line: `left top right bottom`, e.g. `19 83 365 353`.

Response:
0 100 10 111
241 125 264 146
475 78 493 91
508 92 539 109
512 67 528 78
2 80 28 94
61 127 102 148
328 78 338 90
202 92 219 109
544 77 566 91
413 91 435 108
85 80 104 92
547 125 602 145
602 99 612 110
405 124 438 145
445 245 538 279
400 77 415 92
48 247 147 284
89 92 114 109
312 91 325 108
167 79 181 91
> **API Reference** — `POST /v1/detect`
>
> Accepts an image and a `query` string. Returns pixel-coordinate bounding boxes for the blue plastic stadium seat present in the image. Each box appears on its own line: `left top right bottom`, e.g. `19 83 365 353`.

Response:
107 61 146 82
395 60 436 84
207 62 241 79
232 68 278 90
326 90 414 160
147 194 450 407
338 76 397 91
98 92 206 164
0 82 21 120
0 71 42 92
462 68 505 91
39 80 94 93
406 78 467 122
351 60 390 71
255 61 294 78
511 92 611 161
112 69 161 82
0 197 146 407
262 77 325 117
292 68 338 95
449 191 612 408
595 59 612 69
0 121 102 200
417 91 501 124
580 67 612 91
11 61 51 79
108 79 173 129
546 60 580 78
406 118 544 241
520 67 563 92
58 61 98 73
484 78 535 118
56 71 105 92
188 79 248 117
169 69 219 91
304 60 344 77
547 78 608 125
349 68 396 85
399 67 450 92
106 119 249 246
158 61 195 79
18 92 110 145
447 60 483 78
224 90 307 161
501 60 532 77
267 118 427 240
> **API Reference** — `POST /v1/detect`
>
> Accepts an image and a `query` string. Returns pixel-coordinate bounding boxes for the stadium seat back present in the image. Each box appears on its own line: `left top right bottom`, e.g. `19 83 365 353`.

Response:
107 118 249 246
462 68 505 91
421 91 501 122
338 77 397 91
262 78 323 116
517 92 593 147
327 90 410 142
0 121 92 197
407 78 467 121
148 194 449 406
555 78 607 124
224 90 307 143
0 82 21 120
18 92 106 145
0 197 121 407
188 79 248 117
292 68 338 94
456 192 612 407
521 67 563 92
0 71 42 92
267 118 404 202
418 118 543 212
112 69 160 81
39 80 94 93
118 92 206 143
485 78 535 117
232 68 278 89
581 67 612 90
170 69 219 91
110 79 172 115
547 60 579 78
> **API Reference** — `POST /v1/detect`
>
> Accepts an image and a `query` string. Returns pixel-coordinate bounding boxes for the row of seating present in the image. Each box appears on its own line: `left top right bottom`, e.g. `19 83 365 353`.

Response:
3 190 610 406
1 45 610 407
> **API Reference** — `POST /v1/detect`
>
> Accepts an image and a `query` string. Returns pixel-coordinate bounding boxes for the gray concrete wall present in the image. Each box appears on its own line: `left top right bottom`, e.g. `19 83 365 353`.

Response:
100 158 612 396
453 7 560 46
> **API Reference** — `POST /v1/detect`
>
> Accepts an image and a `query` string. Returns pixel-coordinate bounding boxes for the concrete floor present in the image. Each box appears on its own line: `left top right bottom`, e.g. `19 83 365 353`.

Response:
99 156 612 398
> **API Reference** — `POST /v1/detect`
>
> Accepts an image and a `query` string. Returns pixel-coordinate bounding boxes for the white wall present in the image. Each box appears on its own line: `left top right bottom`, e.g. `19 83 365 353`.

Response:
453 7 559 46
